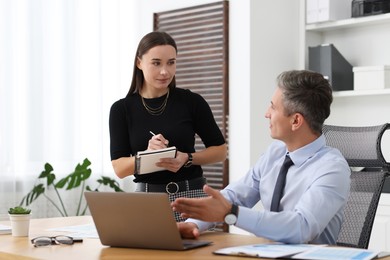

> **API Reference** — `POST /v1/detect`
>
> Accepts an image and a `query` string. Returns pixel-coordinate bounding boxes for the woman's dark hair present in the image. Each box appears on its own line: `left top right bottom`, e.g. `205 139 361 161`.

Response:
277 70 333 134
127 31 178 96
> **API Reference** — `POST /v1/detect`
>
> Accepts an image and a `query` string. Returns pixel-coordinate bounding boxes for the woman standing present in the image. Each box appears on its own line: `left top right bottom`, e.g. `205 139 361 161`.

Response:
109 31 227 221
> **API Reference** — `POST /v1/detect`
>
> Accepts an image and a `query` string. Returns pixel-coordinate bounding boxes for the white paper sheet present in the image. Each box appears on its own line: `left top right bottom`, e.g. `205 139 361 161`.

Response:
47 224 99 238
214 243 320 258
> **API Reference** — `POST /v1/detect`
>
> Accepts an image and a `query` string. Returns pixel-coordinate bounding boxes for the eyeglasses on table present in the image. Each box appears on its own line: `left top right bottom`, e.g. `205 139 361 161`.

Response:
31 235 83 247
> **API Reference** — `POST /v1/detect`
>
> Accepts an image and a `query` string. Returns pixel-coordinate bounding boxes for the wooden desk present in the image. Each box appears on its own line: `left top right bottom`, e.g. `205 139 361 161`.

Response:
2 216 389 260
0 216 271 260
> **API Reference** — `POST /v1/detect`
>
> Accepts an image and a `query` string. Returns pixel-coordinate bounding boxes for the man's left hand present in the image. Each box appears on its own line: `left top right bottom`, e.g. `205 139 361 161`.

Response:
171 185 231 222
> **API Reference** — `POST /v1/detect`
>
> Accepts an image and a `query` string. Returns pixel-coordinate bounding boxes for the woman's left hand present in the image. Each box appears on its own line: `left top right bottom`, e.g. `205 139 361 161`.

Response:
157 151 189 173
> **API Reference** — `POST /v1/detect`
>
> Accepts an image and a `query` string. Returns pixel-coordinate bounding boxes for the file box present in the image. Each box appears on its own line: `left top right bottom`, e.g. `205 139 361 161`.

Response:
309 44 353 91
353 65 390 90
352 0 390 17
306 0 351 24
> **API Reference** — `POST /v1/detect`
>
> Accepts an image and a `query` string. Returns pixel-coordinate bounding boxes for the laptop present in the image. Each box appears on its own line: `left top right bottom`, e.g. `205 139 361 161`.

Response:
84 191 212 250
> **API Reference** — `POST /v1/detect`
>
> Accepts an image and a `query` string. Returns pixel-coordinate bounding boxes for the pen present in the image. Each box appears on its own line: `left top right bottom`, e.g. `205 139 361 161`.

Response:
150 131 168 147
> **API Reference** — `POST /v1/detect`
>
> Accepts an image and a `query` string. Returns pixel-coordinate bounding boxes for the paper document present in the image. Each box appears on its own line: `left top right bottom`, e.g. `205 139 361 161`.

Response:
291 246 380 260
214 243 380 260
136 146 177 174
214 243 319 258
47 224 99 238
0 224 11 235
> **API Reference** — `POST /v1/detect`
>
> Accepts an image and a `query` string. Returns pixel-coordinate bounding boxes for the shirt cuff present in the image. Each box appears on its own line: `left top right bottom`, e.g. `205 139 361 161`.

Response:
185 218 215 232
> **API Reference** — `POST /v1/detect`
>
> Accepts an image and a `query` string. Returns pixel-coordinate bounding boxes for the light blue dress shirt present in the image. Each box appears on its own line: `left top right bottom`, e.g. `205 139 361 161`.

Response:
189 134 350 244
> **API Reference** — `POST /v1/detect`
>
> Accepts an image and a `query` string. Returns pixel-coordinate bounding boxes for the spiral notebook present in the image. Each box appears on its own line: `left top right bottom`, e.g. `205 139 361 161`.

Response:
135 146 177 174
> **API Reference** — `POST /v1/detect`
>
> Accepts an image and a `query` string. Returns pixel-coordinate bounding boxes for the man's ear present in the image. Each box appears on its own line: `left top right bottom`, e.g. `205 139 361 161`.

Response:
291 113 304 130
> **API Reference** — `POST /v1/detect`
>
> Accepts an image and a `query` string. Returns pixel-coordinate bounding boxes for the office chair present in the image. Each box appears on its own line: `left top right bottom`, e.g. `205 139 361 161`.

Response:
323 123 390 249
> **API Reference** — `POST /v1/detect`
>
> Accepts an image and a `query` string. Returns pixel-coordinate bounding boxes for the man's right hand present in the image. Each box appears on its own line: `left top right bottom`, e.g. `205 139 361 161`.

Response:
177 222 200 239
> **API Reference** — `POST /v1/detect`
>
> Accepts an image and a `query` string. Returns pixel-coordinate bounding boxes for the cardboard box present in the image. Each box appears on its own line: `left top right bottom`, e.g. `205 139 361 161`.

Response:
307 0 352 24
353 65 390 90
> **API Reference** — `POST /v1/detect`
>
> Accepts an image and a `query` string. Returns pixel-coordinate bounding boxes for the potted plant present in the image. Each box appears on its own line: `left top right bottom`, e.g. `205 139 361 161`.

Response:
19 158 123 217
8 206 32 237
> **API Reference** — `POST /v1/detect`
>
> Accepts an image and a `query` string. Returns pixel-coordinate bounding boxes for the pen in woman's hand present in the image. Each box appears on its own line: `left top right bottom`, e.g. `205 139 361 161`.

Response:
150 131 168 147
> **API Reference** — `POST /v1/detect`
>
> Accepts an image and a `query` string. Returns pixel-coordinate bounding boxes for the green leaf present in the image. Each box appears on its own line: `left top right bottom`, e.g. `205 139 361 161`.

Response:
38 163 56 186
55 176 69 189
86 185 99 192
8 206 31 214
97 176 123 192
20 184 45 206
54 158 92 190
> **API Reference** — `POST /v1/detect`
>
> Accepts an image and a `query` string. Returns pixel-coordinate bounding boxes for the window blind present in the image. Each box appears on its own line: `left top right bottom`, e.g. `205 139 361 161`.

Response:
154 1 229 190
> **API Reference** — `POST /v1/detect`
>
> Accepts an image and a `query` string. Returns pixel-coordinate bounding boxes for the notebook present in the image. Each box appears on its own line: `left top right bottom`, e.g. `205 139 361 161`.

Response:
136 146 177 174
84 191 212 250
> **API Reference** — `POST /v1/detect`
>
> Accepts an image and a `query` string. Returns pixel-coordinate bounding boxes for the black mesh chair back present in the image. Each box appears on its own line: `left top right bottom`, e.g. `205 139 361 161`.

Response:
323 123 390 249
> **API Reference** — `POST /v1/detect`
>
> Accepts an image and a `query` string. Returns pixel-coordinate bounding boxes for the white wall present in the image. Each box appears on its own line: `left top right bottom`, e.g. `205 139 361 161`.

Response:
249 0 301 164
234 0 301 235
228 0 252 184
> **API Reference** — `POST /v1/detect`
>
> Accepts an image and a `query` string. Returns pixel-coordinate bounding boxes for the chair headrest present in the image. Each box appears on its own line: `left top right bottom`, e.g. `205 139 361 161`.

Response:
323 123 390 169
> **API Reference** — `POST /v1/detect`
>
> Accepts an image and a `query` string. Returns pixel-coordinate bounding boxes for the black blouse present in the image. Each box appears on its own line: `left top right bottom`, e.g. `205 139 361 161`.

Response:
109 88 225 184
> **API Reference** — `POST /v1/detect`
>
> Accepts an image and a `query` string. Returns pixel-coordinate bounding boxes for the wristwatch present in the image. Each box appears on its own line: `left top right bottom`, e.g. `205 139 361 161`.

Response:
183 153 193 168
224 204 239 225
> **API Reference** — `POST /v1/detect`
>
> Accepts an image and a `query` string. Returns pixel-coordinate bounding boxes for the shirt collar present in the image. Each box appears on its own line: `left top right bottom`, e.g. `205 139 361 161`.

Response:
288 134 326 167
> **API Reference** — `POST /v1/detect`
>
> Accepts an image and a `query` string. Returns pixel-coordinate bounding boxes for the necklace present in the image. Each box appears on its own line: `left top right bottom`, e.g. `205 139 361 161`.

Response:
141 90 170 116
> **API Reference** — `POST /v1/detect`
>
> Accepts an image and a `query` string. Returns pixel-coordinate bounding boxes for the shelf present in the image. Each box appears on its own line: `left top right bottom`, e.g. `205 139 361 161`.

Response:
306 12 390 32
333 88 390 97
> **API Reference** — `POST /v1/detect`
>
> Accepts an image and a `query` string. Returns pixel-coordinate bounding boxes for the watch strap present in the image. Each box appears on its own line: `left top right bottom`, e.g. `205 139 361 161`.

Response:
230 203 239 216
184 153 193 168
